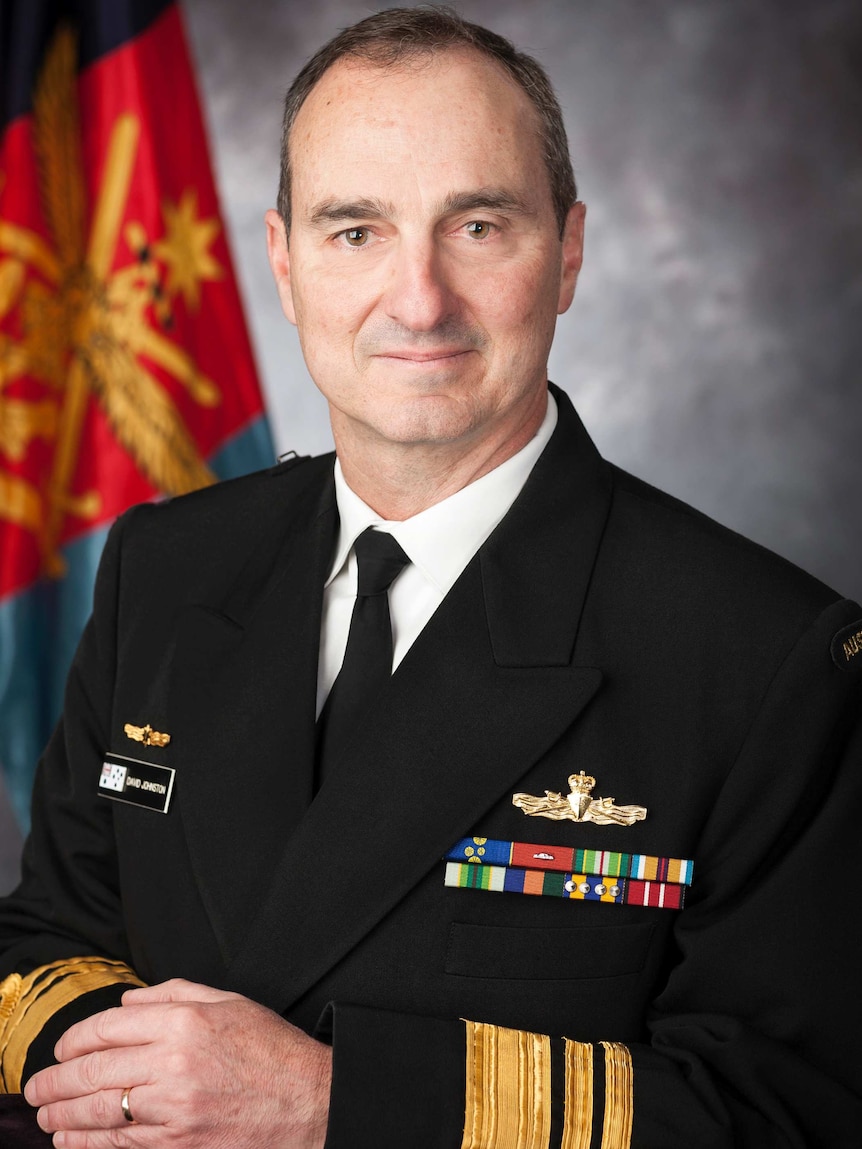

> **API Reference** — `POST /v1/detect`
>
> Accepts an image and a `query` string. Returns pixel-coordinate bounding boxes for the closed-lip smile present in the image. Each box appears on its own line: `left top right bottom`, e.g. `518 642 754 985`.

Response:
376 348 472 362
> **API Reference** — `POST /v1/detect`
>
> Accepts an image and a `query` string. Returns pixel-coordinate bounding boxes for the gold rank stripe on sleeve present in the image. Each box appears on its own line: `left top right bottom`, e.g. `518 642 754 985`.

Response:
0 957 145 1093
460 1021 552 1149
561 1040 593 1149
600 1042 634 1148
461 1024 634 1149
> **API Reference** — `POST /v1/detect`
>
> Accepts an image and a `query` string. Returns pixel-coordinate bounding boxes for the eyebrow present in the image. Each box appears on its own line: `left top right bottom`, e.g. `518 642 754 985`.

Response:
438 189 535 218
307 188 535 228
308 198 394 227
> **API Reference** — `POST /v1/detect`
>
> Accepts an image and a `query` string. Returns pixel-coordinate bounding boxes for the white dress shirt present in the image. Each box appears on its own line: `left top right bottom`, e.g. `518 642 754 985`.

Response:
316 392 558 715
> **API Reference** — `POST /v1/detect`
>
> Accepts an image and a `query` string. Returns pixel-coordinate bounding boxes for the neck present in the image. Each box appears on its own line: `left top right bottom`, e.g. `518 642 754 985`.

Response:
332 394 547 520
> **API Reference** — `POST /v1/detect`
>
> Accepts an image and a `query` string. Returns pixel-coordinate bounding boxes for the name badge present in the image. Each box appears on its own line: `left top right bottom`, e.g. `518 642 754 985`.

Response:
98 751 175 814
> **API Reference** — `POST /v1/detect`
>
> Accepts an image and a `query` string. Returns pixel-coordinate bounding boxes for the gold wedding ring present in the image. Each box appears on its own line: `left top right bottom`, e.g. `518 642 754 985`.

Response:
121 1087 136 1124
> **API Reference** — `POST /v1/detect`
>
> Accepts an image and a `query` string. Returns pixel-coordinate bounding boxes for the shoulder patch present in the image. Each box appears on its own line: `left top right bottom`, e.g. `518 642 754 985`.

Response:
830 620 862 671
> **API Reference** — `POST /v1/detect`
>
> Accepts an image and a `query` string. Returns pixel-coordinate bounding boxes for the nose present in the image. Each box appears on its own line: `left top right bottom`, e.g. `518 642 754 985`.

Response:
382 237 457 332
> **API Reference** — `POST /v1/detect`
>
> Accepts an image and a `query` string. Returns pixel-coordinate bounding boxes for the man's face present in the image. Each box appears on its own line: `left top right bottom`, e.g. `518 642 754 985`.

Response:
267 50 584 457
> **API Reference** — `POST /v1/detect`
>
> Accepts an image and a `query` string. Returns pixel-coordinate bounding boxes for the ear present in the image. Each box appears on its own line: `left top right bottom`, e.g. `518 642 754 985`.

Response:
265 208 297 326
557 201 586 315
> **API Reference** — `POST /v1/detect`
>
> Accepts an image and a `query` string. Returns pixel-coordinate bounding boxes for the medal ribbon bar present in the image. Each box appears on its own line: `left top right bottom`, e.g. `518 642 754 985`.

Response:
446 837 694 885
444 862 687 910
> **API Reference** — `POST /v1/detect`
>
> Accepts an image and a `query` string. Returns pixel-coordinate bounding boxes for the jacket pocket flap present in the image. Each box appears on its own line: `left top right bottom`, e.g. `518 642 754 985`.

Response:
445 920 655 980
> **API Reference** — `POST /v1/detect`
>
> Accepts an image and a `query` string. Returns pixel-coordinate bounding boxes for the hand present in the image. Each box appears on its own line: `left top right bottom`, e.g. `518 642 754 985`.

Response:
23 979 332 1149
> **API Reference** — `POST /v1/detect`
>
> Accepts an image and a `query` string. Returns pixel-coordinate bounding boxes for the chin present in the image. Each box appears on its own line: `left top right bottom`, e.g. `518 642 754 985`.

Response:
366 398 482 447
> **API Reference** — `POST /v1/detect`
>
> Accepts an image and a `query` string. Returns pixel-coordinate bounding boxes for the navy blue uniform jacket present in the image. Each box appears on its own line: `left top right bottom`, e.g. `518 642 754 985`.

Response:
1 386 861 1146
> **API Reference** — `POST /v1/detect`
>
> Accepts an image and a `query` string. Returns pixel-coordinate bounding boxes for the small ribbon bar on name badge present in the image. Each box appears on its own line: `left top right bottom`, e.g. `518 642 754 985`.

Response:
444 862 687 910
446 837 694 886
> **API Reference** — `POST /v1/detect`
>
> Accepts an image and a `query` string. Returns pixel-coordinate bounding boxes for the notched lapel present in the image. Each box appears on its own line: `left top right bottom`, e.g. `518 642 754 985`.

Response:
170 468 337 964
482 384 614 668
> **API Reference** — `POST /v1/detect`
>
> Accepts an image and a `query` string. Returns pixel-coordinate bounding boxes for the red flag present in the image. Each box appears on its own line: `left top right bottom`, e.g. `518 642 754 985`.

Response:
0 2 273 825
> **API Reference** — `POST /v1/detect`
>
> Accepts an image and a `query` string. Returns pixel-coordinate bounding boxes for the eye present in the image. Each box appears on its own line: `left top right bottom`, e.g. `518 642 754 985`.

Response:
465 220 494 239
341 227 370 247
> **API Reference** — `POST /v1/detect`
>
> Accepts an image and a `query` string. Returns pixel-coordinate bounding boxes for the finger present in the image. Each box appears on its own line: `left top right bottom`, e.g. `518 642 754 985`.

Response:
121 978 241 1006
53 1002 177 1062
37 1086 134 1134
26 1048 153 1107
40 1083 161 1140
55 992 244 1064
52 1128 149 1149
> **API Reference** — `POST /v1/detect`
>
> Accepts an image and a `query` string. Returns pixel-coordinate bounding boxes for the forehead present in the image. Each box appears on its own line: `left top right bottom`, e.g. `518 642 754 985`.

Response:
288 50 550 211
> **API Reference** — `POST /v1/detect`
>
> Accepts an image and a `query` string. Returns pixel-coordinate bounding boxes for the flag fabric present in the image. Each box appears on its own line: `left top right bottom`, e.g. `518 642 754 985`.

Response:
0 0 274 829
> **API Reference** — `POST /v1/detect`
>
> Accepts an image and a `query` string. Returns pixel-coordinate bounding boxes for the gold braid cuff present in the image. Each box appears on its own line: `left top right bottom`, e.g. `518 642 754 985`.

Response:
460 1020 552 1149
460 1023 634 1149
0 957 145 1093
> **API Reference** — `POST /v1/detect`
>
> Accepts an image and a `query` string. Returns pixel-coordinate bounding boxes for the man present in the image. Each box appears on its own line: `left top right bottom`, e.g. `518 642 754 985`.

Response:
1 7 861 1147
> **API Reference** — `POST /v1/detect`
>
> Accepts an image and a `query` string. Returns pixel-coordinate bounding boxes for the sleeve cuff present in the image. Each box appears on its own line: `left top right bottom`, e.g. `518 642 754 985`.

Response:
0 957 145 1092
325 1003 465 1148
461 1022 633 1149
323 1005 634 1149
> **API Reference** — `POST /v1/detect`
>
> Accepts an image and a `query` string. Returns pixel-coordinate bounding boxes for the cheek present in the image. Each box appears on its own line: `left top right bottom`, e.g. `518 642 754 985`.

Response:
479 278 561 377
292 281 361 354
479 289 552 357
468 252 560 329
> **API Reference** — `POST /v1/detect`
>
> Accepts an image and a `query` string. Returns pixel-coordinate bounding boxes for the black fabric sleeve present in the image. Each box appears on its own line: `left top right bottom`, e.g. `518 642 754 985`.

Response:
0 513 146 1093
325 1004 465 1149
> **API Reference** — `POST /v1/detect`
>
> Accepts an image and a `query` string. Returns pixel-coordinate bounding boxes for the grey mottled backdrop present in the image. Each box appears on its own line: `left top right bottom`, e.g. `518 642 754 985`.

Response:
183 0 862 597
1 0 859 891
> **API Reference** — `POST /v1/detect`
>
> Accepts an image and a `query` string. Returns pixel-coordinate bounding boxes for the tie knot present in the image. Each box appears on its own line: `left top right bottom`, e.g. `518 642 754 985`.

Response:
354 527 410 597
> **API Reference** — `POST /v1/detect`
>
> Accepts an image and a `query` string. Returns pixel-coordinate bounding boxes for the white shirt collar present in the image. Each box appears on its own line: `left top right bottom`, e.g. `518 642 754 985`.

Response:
327 390 558 594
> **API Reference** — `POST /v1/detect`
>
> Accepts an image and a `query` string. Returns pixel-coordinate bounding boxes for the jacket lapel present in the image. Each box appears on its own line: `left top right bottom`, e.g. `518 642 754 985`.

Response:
169 459 337 964
228 390 615 1011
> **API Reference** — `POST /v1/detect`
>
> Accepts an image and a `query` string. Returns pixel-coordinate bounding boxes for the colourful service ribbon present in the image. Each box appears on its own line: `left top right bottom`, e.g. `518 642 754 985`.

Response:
444 862 687 910
445 837 694 886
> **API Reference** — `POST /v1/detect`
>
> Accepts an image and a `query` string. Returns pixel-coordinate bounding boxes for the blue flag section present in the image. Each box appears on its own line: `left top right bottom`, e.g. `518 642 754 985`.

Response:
0 1 274 831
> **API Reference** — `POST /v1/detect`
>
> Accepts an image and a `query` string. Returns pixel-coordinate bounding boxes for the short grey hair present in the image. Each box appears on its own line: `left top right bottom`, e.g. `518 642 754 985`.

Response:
277 5 577 236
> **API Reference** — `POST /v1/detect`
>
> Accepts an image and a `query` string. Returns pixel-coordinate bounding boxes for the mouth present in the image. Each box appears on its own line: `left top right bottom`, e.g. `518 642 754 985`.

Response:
375 349 473 365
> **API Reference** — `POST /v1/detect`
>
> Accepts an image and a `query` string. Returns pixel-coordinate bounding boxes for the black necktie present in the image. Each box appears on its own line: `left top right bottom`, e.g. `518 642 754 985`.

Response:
317 527 410 782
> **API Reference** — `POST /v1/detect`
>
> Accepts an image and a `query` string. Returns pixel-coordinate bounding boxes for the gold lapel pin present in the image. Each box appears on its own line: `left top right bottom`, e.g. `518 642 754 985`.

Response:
124 722 171 748
513 770 646 826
